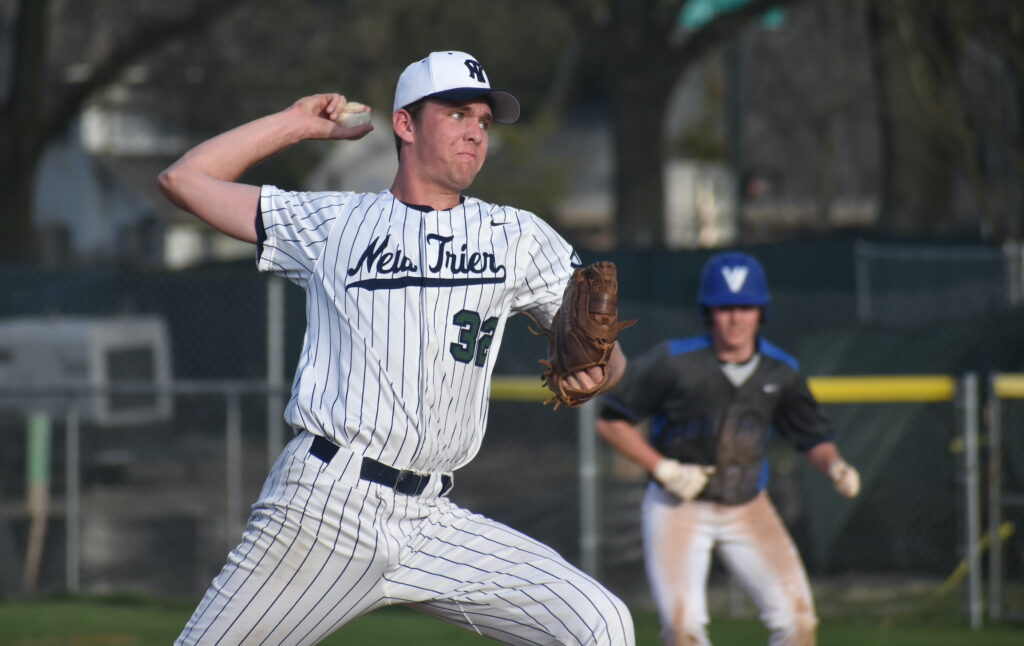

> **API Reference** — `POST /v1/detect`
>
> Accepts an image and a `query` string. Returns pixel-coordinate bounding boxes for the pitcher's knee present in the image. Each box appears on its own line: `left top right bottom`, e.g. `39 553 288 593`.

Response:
575 593 634 646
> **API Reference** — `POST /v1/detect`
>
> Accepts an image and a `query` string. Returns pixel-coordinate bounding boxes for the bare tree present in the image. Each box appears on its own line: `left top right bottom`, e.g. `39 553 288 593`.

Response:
868 0 1024 240
0 0 244 262
0 0 578 264
551 0 803 249
739 1 878 239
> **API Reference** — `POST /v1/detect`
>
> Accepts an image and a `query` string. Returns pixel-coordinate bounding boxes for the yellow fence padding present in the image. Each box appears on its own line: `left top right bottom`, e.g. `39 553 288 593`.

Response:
490 374 961 404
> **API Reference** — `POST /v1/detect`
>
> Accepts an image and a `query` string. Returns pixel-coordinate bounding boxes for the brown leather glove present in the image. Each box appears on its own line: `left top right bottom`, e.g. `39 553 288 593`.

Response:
529 261 636 409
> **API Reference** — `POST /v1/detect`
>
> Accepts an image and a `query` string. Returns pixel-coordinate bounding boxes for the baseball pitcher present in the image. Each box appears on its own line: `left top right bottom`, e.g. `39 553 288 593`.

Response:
159 51 634 645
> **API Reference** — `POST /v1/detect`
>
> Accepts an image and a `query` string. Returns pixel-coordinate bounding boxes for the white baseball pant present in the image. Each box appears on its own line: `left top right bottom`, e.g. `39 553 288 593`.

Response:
176 431 634 645
642 484 817 646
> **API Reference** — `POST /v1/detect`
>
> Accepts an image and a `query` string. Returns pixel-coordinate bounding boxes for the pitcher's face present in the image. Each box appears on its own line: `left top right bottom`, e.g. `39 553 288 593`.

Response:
408 99 492 192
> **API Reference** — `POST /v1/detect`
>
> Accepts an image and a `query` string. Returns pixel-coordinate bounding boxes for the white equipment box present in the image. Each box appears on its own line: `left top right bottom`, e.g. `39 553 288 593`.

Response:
0 316 173 426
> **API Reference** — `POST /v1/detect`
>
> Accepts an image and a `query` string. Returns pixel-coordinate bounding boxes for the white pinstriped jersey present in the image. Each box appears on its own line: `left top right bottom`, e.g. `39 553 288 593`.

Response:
257 186 579 474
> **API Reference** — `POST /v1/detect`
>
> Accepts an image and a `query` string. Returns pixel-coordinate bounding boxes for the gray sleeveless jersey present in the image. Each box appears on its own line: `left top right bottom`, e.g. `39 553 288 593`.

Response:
600 334 834 504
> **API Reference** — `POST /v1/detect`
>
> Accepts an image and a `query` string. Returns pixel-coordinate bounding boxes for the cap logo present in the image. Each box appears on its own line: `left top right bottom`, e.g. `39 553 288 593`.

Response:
721 266 749 293
464 59 487 83
394 51 521 124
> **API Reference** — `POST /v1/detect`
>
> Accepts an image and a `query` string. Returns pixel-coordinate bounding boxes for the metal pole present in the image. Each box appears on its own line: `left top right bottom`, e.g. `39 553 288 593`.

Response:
24 411 52 593
725 37 744 241
987 374 1003 622
226 392 243 551
578 401 600 578
855 240 872 323
962 372 983 629
65 400 81 594
1003 242 1021 305
728 574 745 618
267 276 286 469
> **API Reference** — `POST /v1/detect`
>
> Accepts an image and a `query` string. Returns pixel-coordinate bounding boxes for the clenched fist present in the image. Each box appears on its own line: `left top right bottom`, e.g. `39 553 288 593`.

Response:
828 459 861 498
653 459 716 501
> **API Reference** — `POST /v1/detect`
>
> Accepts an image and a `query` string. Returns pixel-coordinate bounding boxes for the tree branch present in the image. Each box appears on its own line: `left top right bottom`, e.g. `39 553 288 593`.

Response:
653 0 690 36
41 0 246 139
4 0 48 127
552 0 608 37
670 0 804 68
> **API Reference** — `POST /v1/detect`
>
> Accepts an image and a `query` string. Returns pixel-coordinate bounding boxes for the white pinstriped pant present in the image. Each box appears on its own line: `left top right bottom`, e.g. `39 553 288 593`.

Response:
643 485 817 646
176 431 634 645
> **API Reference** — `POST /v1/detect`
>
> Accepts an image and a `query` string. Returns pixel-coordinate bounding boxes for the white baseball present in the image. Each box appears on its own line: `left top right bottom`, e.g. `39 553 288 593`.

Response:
336 101 371 128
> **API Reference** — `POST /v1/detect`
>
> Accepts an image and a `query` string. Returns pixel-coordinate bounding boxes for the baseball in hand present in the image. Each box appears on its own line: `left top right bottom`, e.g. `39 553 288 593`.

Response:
336 101 371 128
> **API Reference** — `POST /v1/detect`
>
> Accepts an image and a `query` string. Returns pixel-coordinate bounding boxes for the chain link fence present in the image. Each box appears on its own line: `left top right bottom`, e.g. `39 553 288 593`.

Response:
853 240 1023 325
988 380 1024 622
2 241 1023 625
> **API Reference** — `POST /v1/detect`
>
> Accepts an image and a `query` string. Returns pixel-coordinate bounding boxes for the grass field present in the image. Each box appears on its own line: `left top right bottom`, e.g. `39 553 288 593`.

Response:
2 594 1023 645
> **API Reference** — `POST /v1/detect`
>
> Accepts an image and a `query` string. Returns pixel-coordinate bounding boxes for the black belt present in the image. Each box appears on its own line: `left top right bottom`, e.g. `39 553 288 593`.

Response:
310 435 452 497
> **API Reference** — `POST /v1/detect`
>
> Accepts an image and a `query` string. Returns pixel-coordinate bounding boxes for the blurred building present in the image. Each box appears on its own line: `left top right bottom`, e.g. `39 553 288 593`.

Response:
305 114 398 194
32 79 252 270
547 116 741 250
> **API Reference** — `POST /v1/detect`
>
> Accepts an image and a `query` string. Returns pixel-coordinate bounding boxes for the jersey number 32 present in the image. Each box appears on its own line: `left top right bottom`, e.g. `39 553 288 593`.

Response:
450 309 498 367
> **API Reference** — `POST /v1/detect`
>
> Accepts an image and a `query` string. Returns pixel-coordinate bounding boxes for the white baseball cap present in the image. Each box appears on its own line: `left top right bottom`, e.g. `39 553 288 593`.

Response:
393 51 521 125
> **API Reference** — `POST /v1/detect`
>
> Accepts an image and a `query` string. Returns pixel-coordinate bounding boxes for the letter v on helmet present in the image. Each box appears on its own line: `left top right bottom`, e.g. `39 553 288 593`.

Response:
721 266 749 293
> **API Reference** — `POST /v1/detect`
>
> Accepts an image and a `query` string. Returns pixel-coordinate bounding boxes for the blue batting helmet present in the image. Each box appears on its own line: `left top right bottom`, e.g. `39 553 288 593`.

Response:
697 252 771 307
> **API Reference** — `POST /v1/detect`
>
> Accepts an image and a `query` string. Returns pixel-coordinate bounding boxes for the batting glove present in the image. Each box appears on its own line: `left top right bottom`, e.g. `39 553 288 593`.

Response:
828 459 861 498
653 459 716 501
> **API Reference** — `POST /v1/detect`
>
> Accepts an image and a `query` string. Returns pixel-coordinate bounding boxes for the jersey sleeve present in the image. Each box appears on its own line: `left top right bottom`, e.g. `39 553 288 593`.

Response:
509 212 580 328
598 342 675 424
256 185 351 284
773 374 836 451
